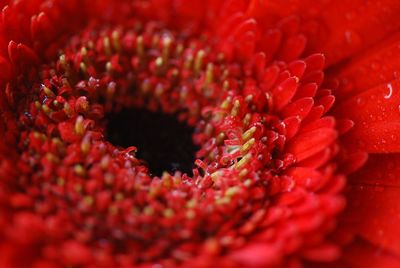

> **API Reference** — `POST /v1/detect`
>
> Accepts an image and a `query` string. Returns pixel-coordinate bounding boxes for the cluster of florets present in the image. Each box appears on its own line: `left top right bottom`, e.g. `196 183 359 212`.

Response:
1 10 348 268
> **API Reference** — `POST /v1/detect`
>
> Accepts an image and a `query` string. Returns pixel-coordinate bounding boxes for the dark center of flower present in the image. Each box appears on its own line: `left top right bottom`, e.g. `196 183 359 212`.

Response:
106 108 198 176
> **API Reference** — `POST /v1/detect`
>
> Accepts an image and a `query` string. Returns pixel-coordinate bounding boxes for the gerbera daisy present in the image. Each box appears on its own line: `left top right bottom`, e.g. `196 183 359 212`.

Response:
0 0 398 267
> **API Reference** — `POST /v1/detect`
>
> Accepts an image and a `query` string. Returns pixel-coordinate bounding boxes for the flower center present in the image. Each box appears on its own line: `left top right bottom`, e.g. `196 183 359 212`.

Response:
106 108 198 176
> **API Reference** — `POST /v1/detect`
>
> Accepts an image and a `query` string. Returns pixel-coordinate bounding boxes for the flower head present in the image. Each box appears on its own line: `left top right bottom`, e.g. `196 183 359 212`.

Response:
0 1 399 267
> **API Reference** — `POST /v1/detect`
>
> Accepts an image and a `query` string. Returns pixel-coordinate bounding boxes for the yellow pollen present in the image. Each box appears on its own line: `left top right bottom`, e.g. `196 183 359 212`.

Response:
231 100 241 116
100 156 110 170
74 116 85 136
175 43 184 56
59 54 66 64
74 164 86 177
155 83 164 97
103 36 112 55
244 179 252 187
239 168 249 179
115 193 124 201
184 54 193 69
245 94 253 103
84 196 94 206
41 104 52 114
194 50 205 75
225 186 239 197
143 206 154 216
64 103 73 118
211 170 223 181
136 36 144 56
112 30 121 51
186 199 197 209
81 136 91 154
57 177 65 186
223 80 229 90
46 153 60 164
234 153 252 170
243 113 251 127
106 62 113 72
162 36 172 60
205 63 214 84
80 62 87 73
34 101 41 110
216 132 226 145
216 196 231 205
43 85 55 98
221 96 232 110
163 208 174 218
240 138 255 154
80 47 88 60
186 210 196 219
141 79 151 94
242 126 256 141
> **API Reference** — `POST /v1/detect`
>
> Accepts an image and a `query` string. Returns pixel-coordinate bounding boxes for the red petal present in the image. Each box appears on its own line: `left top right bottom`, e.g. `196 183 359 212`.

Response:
301 243 341 262
335 79 400 153
302 70 324 86
7 40 18 64
277 34 307 62
332 32 400 100
350 153 400 187
294 83 318 100
288 60 306 78
304 53 325 72
281 97 314 119
273 76 299 111
342 239 400 268
298 148 333 169
61 240 93 265
258 29 282 63
283 116 301 139
231 18 257 40
286 128 337 161
235 31 256 60
339 151 368 175
31 12 57 43
336 119 354 135
257 1 400 65
315 95 335 113
230 243 281 267
308 0 400 66
217 12 245 38
261 65 280 90
302 105 325 125
58 122 80 143
344 185 400 256
278 15 300 36
17 43 40 64
0 55 12 81
301 116 335 133
286 167 323 191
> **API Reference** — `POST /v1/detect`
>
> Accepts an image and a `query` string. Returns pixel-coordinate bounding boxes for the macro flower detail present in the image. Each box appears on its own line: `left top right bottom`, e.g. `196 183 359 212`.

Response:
0 1 399 268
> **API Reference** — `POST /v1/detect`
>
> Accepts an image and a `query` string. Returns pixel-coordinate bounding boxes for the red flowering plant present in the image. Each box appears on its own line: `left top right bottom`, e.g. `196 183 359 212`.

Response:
0 0 399 267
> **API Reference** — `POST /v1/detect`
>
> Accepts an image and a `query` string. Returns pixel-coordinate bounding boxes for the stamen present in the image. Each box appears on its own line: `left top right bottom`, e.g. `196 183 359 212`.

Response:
75 116 85 136
194 49 205 75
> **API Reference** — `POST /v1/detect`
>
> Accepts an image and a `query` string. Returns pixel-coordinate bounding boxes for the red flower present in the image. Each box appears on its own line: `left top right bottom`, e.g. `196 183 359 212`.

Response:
0 0 398 267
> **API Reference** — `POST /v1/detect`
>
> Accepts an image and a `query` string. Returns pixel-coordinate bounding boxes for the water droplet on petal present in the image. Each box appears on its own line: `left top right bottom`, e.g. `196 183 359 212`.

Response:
344 30 361 48
371 62 380 71
384 83 393 99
